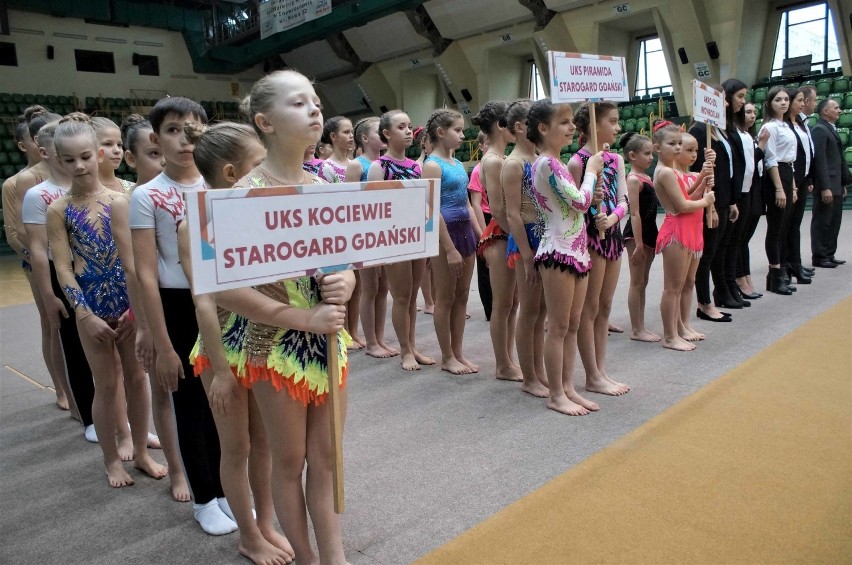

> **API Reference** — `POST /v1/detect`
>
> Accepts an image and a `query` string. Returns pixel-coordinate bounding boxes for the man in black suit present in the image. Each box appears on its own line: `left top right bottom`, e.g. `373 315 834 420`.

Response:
810 98 851 268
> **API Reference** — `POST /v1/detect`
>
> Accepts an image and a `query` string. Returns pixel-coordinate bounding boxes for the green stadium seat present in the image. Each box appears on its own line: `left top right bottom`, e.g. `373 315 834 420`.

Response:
754 119 763 131
12 94 23 103
3 164 17 178
5 104 17 115
816 78 833 96
630 105 645 119
837 110 852 129
623 118 637 133
832 76 850 92
57 95 69 105
569 140 579 152
845 147 852 166
0 93 11 103
753 88 768 103
8 151 22 165
837 128 849 147
635 117 649 132
0 153 9 165
46 95 57 106
618 106 631 120
806 114 817 127
1 140 14 152
844 93 852 111
644 102 657 116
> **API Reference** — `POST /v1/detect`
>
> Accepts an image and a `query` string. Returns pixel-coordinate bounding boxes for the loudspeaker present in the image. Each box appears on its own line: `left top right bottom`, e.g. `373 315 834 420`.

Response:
447 91 457 104
47 45 54 60
380 105 389 113
678 47 688 65
132 53 140 66
461 88 472 102
706 41 719 60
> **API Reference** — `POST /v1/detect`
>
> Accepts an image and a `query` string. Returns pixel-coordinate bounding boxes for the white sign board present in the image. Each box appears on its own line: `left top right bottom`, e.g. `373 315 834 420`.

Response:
694 61 711 79
692 80 726 129
259 0 332 40
548 51 629 103
613 2 631 15
185 180 440 294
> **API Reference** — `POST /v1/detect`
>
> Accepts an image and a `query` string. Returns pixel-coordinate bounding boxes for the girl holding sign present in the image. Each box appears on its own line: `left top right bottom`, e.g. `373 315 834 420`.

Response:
502 99 550 397
231 70 355 565
528 100 603 415
568 102 630 396
348 117 398 359
423 109 482 375
368 110 435 370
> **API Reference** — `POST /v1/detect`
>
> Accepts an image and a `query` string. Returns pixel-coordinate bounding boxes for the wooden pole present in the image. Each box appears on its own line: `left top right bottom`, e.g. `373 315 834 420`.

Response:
326 332 345 514
589 102 605 240
705 124 714 228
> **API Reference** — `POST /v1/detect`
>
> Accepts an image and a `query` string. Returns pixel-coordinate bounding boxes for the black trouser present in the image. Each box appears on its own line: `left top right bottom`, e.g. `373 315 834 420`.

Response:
724 195 751 287
764 163 795 265
696 205 730 305
811 192 844 262
160 287 224 505
476 212 493 320
781 177 808 266
49 261 95 427
736 211 762 278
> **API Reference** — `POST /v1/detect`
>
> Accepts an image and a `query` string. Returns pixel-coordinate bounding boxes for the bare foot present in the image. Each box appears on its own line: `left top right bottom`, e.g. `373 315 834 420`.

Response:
565 389 600 411
522 380 549 398
416 306 422 312
495 365 523 382
400 353 421 371
239 533 292 565
365 345 398 358
55 393 70 410
465 312 471 319
260 527 296 562
347 340 365 351
147 433 162 449
457 356 480 373
413 350 436 365
662 336 696 351
117 436 134 461
683 325 705 341
134 453 168 479
377 341 400 356
679 328 703 342
171 473 191 502
585 376 629 396
608 323 625 333
442 358 474 375
546 395 590 416
105 460 135 488
423 305 434 315
601 371 631 393
630 329 661 342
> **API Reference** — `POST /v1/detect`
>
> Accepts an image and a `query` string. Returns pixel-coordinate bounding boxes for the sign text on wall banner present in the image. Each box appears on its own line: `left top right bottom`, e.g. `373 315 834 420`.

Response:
691 79 726 129
259 0 332 40
548 51 629 103
184 179 440 294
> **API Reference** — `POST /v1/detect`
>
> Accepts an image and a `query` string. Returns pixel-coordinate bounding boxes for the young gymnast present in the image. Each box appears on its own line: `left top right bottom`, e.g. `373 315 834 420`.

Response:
6 108 72 410
414 126 436 314
347 117 397 359
621 132 660 342
501 99 549 397
234 69 355 565
422 109 482 375
568 102 630 396
111 114 189 499
317 115 353 183
527 100 603 415
130 97 234 533
367 110 435 370
469 131 494 322
302 144 324 175
177 121 296 565
655 122 716 350
92 117 133 193
46 114 166 487
472 101 521 381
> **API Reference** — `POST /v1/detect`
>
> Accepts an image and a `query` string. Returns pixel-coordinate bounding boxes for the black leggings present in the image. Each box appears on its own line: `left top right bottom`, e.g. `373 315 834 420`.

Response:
781 179 808 266
764 163 795 266
49 261 95 427
723 195 751 287
736 212 762 278
476 212 493 320
695 205 730 305
160 287 224 505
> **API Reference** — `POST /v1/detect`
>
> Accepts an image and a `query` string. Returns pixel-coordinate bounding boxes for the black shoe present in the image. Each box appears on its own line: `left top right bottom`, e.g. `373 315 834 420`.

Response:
696 308 732 322
802 266 815 276
740 289 762 299
713 287 743 309
790 264 812 285
727 283 751 307
813 259 837 268
830 258 846 265
767 267 793 295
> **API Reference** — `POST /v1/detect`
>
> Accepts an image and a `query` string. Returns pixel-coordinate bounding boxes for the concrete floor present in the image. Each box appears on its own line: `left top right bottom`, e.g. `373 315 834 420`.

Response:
1 211 850 565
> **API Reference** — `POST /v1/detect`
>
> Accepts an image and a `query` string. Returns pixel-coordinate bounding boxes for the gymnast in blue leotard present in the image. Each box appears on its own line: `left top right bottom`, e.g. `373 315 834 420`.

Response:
46 114 166 488
422 109 482 376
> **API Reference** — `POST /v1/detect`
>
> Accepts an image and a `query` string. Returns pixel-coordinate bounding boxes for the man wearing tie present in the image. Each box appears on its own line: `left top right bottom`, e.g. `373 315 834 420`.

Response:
810 98 851 268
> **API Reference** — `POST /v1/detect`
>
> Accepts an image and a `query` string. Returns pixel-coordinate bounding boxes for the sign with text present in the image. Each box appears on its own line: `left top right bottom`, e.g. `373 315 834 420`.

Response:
185 180 440 294
259 0 332 40
694 61 711 79
692 80 725 129
548 51 629 103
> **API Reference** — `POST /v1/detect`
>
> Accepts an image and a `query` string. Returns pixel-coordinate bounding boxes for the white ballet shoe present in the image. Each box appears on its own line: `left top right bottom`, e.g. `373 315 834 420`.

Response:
84 424 98 443
193 499 238 536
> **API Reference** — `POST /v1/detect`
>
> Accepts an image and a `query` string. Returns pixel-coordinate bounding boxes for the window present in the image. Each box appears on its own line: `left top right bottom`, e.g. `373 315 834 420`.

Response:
529 61 546 100
635 36 672 98
0 42 17 66
75 49 115 73
771 2 840 76
137 54 160 76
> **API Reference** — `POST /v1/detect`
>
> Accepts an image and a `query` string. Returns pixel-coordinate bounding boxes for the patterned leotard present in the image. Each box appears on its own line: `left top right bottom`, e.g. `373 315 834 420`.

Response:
571 149 628 261
318 159 347 183
530 155 595 276
302 158 324 176
377 154 421 180
506 157 545 268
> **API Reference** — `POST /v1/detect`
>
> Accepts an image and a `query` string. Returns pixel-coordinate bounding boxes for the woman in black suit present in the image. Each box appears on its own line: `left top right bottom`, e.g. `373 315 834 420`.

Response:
735 102 767 298
688 80 746 321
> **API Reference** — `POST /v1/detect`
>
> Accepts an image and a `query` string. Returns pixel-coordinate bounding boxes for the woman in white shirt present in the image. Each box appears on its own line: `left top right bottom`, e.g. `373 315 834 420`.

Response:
735 103 767 298
781 87 815 285
759 86 797 294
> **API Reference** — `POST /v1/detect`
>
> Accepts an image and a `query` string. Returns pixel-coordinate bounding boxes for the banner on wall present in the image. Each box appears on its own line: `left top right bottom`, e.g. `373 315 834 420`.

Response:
184 180 440 294
691 80 725 129
259 0 332 40
548 51 629 103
